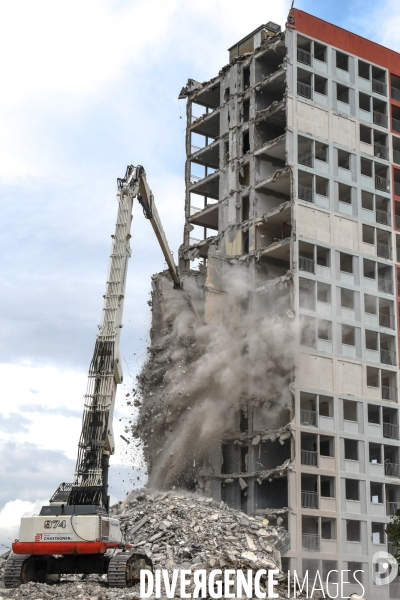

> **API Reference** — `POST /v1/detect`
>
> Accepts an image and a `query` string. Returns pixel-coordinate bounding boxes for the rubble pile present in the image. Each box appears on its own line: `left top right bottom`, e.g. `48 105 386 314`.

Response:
0 489 305 599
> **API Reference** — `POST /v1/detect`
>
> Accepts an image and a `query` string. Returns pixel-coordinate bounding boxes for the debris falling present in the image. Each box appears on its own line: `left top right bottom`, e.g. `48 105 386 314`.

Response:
133 262 296 494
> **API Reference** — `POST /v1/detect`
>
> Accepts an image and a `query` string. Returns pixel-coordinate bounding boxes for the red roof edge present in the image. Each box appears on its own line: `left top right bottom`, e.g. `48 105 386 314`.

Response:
290 8 400 75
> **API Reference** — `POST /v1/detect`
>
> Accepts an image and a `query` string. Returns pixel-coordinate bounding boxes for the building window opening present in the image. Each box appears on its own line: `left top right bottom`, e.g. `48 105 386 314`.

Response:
369 442 381 464
340 253 353 274
346 520 361 542
362 224 375 245
317 246 330 267
368 404 381 425
320 435 334 457
344 438 358 461
317 281 331 304
358 60 370 80
338 149 351 170
361 157 373 177
345 479 360 501
336 51 349 71
243 99 250 123
371 522 385 544
343 399 357 422
339 183 352 204
360 125 372 144
315 141 328 162
314 75 327 95
321 476 335 498
337 83 349 104
342 324 355 347
243 66 250 90
370 482 383 503
242 131 250 154
314 42 327 63
341 287 354 310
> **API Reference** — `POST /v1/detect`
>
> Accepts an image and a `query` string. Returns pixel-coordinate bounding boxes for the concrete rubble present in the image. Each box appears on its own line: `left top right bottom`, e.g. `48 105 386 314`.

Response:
0 490 310 599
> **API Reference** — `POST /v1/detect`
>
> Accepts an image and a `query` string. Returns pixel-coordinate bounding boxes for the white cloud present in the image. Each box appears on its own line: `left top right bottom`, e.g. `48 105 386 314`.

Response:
0 363 142 462
0 498 47 550
0 0 289 179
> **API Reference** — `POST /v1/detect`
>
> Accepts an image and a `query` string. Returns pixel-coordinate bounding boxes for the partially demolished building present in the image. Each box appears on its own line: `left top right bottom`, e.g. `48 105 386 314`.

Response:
171 8 400 599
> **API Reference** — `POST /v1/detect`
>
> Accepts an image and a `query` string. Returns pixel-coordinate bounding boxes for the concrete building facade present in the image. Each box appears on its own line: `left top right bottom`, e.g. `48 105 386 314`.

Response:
179 9 400 598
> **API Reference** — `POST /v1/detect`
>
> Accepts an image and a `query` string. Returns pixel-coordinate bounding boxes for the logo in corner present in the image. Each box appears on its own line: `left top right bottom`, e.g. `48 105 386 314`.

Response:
34 534 42 542
372 551 398 585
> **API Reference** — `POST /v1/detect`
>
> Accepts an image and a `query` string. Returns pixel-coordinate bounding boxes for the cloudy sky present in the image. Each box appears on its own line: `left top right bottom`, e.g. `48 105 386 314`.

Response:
0 0 399 551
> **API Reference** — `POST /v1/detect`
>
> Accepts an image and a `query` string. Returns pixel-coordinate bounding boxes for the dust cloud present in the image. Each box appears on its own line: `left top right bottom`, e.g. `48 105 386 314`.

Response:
132 261 296 490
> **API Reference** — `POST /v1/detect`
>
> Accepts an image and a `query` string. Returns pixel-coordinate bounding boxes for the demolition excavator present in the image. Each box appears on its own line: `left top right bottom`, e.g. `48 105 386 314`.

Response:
4 165 182 588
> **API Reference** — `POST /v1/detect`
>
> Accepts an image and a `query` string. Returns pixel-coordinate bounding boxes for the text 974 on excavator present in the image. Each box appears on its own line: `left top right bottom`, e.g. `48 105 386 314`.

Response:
4 165 181 588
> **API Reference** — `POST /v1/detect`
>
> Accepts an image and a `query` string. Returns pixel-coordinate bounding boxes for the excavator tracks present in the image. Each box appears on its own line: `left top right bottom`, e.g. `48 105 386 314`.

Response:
107 551 152 588
4 555 30 588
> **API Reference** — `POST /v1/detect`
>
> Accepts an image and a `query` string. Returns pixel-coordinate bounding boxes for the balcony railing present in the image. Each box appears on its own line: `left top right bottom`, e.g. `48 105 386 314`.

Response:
394 149 400 165
374 111 388 128
372 78 387 96
190 199 218 216
381 349 396 366
298 151 313 167
387 502 400 517
376 209 390 226
374 142 389 160
298 185 313 202
392 86 400 101
302 534 320 551
382 385 397 402
375 175 390 192
385 462 400 477
377 242 391 259
190 206 203 216
301 491 319 509
395 182 400 197
299 256 315 274
379 313 395 329
190 144 202 154
393 117 400 133
298 81 312 99
300 409 318 426
301 450 318 466
190 175 203 184
378 277 393 294
297 48 312 66
383 422 400 440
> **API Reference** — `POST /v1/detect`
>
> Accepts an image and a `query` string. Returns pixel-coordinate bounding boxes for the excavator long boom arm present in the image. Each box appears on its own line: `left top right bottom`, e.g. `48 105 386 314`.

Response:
134 166 180 287
70 165 179 510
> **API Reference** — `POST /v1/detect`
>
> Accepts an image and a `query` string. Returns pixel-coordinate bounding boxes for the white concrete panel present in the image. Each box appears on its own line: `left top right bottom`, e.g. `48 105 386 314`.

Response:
297 353 334 391
370 503 385 517
331 114 356 150
295 100 329 140
297 204 331 243
361 242 376 257
337 360 363 396
359 141 373 156
333 215 358 250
